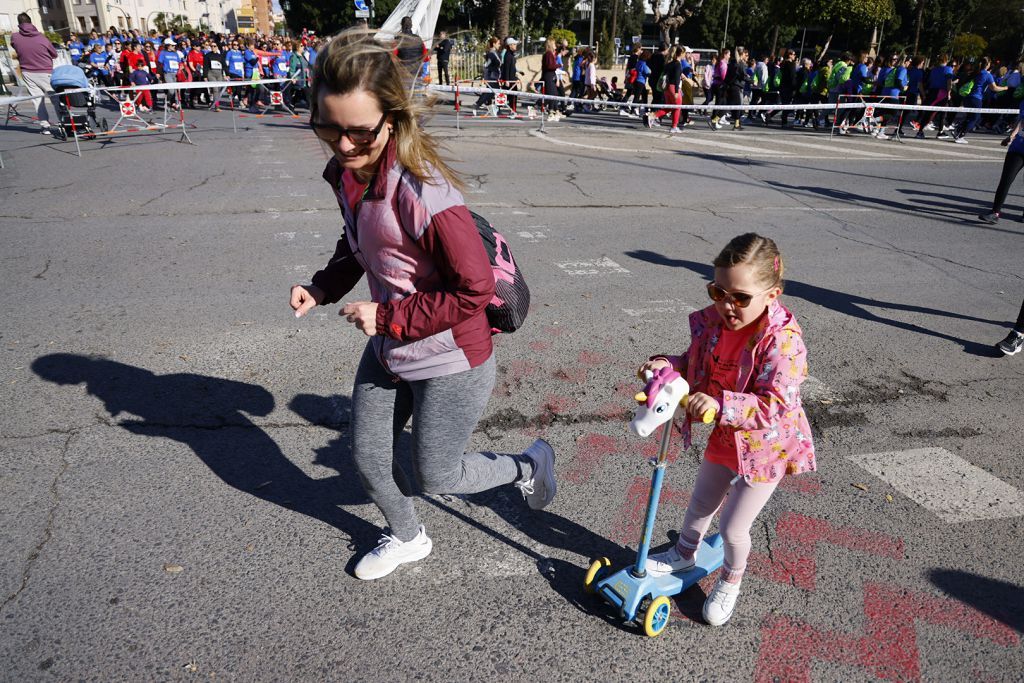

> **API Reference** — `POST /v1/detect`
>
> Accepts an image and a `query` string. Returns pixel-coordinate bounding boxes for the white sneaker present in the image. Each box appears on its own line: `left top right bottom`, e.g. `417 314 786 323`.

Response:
702 578 741 626
354 525 432 580
924 122 935 131
645 545 696 576
516 439 557 509
954 136 969 144
669 127 681 133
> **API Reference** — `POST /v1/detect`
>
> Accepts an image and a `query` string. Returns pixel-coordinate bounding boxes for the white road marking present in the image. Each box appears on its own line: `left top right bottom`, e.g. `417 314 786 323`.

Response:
729 206 876 212
556 256 630 275
761 136 898 158
517 230 547 242
848 447 1024 523
273 232 296 240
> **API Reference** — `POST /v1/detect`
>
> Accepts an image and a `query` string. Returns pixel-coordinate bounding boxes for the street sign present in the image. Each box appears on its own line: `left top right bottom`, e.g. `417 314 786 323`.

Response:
495 92 508 106
614 37 621 46
270 91 283 105
120 99 136 117
864 104 875 117
631 35 641 44
355 9 369 18
354 0 368 10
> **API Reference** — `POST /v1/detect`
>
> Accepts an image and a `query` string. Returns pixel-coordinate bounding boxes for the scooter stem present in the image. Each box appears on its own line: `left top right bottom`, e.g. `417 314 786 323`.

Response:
631 410 677 578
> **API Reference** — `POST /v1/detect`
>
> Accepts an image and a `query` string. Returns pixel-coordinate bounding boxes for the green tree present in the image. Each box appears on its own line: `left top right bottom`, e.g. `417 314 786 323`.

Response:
951 32 987 59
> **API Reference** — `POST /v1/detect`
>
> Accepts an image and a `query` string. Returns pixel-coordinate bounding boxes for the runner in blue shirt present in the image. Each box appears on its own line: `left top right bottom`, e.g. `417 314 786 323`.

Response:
68 37 85 63
158 40 181 82
954 58 1005 143
979 100 1024 224
87 45 109 85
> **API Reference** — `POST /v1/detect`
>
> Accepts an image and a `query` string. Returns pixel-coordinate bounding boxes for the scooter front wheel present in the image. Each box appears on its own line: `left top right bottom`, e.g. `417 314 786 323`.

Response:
583 557 611 594
643 595 672 637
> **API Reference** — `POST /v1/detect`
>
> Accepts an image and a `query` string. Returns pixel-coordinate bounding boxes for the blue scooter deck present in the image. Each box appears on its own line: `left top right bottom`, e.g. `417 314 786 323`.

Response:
595 533 725 622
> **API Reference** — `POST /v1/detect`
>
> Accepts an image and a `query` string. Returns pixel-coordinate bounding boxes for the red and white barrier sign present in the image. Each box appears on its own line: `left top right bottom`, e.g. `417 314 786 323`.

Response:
864 105 875 117
495 92 508 107
270 91 283 106
120 99 136 117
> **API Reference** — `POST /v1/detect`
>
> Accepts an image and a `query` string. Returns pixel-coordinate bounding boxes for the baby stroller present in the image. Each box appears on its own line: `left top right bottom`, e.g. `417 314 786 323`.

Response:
48 65 107 141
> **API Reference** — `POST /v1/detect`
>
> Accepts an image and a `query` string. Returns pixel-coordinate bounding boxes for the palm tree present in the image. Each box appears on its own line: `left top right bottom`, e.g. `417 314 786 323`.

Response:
496 0 510 39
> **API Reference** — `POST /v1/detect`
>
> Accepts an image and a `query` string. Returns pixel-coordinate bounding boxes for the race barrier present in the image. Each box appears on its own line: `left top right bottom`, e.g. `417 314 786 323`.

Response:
0 77 296 156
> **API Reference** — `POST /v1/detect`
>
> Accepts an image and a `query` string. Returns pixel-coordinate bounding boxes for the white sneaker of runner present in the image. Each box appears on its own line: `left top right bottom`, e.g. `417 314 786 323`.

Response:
954 136 969 144
669 126 682 133
702 578 742 626
354 525 432 580
924 122 935 131
644 545 696 576
516 439 557 509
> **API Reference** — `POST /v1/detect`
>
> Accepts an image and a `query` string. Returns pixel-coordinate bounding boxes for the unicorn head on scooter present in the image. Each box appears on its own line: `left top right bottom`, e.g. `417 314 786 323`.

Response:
630 366 691 438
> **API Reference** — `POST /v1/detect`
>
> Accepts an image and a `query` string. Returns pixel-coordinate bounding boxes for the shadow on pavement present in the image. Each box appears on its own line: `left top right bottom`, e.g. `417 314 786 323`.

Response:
31 354 380 571
929 569 1024 633
624 250 1007 357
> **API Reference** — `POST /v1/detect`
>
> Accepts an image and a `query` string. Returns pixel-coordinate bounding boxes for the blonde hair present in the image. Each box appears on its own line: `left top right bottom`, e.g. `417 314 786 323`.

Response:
310 28 463 190
713 233 784 291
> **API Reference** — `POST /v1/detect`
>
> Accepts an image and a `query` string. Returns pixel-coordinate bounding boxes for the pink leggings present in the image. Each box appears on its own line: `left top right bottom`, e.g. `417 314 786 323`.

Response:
676 459 780 582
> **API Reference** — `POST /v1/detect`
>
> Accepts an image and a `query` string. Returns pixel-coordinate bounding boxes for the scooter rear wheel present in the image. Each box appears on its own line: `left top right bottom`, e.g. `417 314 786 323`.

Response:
583 557 611 594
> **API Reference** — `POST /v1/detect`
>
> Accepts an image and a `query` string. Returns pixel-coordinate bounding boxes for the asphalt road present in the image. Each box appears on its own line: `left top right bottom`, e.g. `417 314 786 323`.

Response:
1 97 1022 682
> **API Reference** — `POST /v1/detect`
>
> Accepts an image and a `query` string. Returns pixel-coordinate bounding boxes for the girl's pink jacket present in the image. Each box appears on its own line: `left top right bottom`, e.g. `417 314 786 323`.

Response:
659 300 817 484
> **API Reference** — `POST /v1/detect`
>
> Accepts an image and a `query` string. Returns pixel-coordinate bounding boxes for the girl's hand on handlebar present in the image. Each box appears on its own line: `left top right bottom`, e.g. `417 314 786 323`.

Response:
637 358 670 379
685 392 719 421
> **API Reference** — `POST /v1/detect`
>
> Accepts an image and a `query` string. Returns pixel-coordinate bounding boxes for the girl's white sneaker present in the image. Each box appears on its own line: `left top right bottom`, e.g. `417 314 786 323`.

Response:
354 525 432 580
703 578 741 626
645 545 695 576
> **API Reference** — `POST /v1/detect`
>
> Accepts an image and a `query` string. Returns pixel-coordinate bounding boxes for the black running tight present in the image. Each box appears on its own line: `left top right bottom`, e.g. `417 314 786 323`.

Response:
991 150 1024 214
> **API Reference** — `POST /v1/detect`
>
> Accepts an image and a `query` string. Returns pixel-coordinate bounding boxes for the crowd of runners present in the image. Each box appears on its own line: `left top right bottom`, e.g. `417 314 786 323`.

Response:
490 40 1023 145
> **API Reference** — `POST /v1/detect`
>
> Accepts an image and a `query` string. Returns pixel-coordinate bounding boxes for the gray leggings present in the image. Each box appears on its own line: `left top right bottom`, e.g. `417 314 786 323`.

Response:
351 344 528 541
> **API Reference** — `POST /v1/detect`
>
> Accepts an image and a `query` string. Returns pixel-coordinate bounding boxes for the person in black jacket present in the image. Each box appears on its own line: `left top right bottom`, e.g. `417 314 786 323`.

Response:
778 49 797 127
500 36 522 115
474 36 501 108
394 16 426 82
724 46 750 130
434 30 452 85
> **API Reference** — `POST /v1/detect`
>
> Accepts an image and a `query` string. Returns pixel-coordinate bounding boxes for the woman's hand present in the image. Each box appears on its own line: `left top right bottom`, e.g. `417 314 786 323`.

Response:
1002 135 1012 147
290 284 324 318
341 301 379 336
685 391 720 421
637 358 670 380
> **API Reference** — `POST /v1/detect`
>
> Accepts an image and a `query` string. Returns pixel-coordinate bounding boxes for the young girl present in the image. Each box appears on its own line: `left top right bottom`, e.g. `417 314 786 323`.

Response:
637 233 816 626
289 29 556 581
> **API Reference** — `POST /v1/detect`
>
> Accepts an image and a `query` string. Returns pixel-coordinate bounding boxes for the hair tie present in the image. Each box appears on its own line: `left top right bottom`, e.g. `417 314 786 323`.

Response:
773 256 780 272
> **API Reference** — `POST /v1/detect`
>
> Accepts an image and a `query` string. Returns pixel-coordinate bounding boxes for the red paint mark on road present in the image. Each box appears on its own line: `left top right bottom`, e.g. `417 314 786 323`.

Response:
615 381 638 399
778 474 823 495
565 434 620 484
579 350 610 366
755 583 1020 682
553 366 588 384
543 326 565 337
542 394 578 415
609 476 691 546
595 401 630 420
747 513 904 590
529 341 552 352
508 360 540 377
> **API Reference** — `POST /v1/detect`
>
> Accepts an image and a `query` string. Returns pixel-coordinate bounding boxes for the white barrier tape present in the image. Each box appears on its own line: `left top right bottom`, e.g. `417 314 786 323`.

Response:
0 77 294 108
431 84 1022 116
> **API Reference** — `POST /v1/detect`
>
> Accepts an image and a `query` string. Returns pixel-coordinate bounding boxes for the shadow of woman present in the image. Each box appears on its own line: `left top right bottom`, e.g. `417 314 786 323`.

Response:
624 250 1006 357
32 353 380 560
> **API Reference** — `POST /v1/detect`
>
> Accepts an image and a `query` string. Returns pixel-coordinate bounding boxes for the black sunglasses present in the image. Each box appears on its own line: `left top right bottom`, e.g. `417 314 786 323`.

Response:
309 112 389 146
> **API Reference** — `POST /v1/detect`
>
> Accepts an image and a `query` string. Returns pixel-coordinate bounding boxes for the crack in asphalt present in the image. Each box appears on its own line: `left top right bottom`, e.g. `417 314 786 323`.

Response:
1 432 74 617
564 172 591 198
138 169 228 209
33 258 50 280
